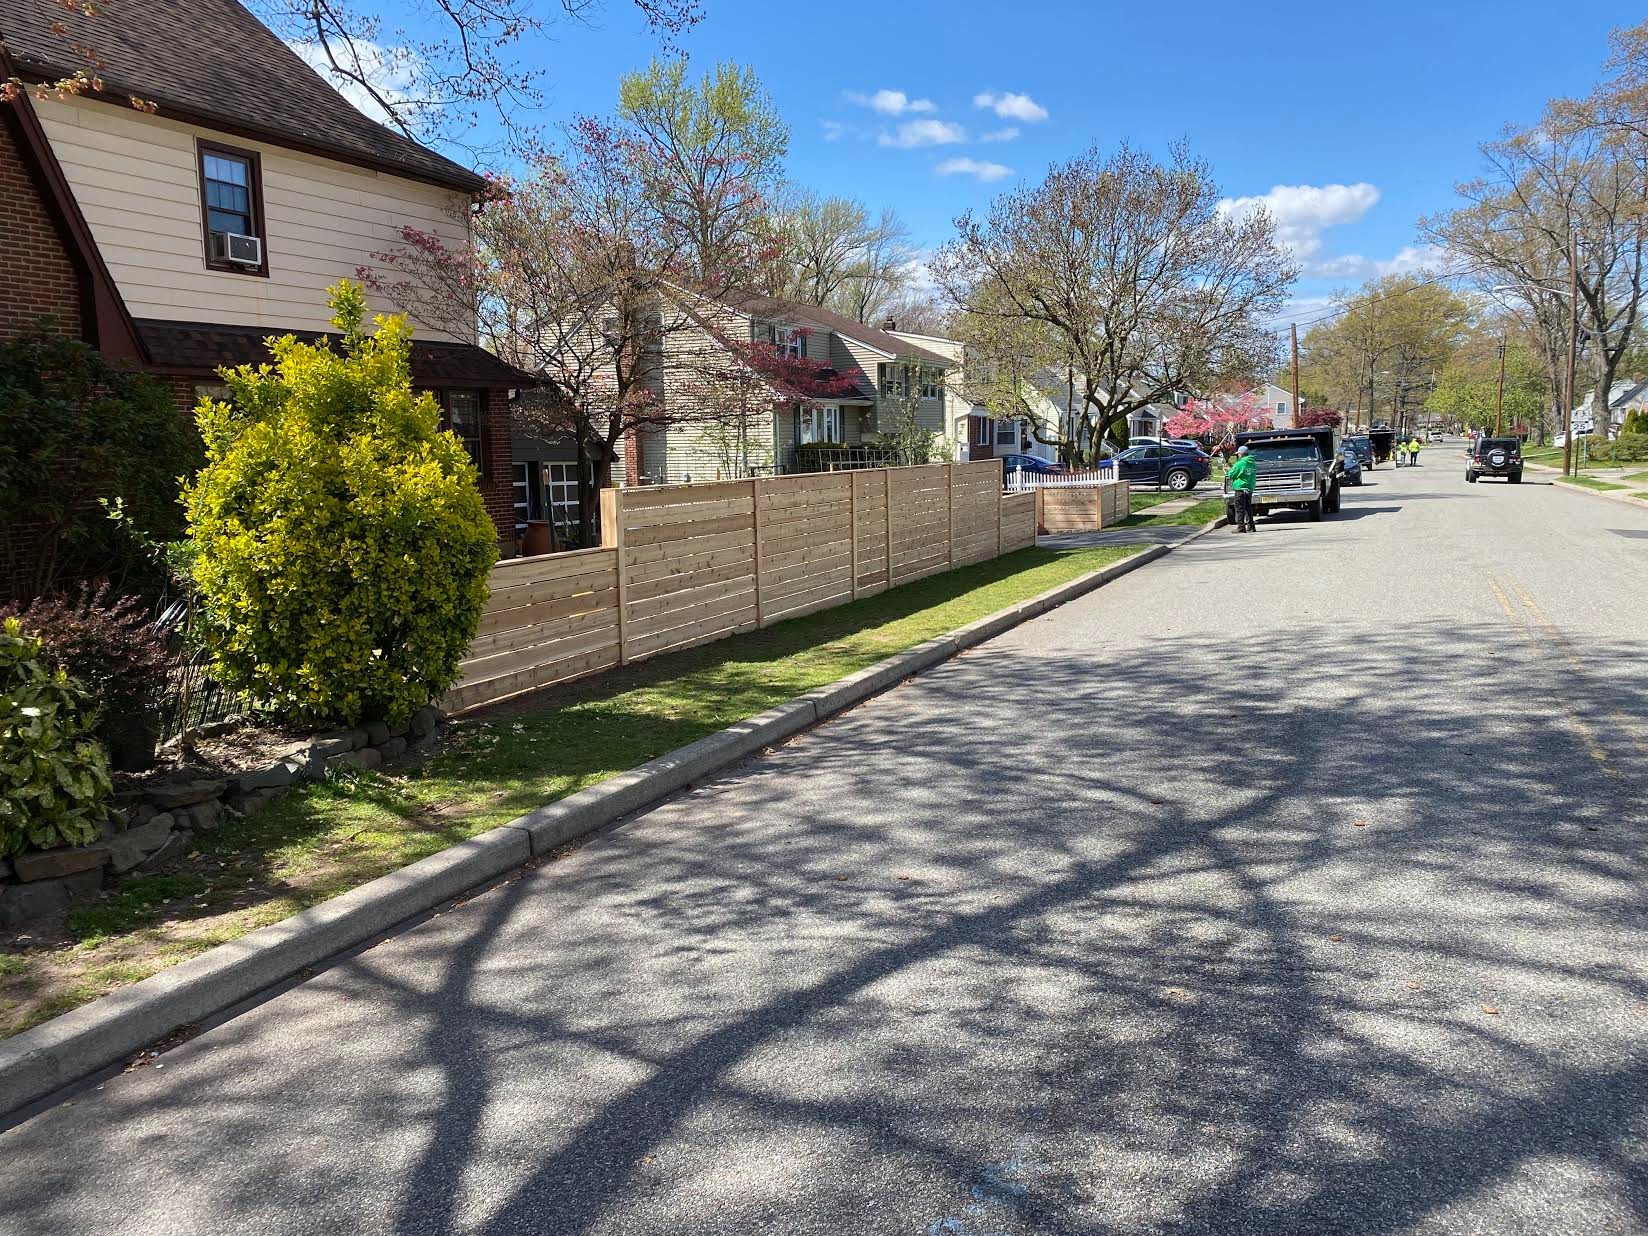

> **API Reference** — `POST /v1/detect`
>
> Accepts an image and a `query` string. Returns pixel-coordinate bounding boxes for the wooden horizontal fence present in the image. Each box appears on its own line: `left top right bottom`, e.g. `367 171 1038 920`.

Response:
446 460 1032 713
1035 480 1130 535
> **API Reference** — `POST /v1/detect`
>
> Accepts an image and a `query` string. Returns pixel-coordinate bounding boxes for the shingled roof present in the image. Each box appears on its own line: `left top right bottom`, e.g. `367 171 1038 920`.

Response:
135 319 532 387
0 0 485 192
717 291 955 370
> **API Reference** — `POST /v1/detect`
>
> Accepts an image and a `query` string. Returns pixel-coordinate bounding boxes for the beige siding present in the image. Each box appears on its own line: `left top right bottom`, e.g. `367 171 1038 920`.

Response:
36 97 472 340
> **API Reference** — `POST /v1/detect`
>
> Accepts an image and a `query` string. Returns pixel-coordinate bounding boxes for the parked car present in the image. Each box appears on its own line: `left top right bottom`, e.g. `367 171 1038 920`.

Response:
1339 447 1363 486
1113 443 1210 492
1466 436 1523 483
1343 435 1375 471
997 453 1065 476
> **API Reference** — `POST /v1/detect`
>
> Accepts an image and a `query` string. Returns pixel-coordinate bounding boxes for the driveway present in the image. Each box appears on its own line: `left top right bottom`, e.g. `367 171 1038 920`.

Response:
2 458 1645 1235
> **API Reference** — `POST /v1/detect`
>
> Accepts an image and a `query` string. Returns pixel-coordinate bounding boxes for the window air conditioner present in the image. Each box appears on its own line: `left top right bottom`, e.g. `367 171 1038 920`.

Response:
211 232 262 266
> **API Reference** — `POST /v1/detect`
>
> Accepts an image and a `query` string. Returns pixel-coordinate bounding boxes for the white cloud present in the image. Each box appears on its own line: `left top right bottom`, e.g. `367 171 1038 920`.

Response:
980 126 1020 143
973 91 1049 123
1218 183 1380 268
880 119 967 149
847 88 936 116
821 119 848 142
1304 244 1447 280
936 156 1013 183
291 39 421 125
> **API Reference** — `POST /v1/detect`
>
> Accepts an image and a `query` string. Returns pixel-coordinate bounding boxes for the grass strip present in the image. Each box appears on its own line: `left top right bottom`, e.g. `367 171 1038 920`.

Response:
1559 476 1629 492
0 541 1144 1035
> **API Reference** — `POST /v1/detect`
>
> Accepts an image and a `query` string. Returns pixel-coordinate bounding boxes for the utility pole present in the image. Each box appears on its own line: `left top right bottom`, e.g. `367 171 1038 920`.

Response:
1563 227 1580 477
1494 337 1507 437
1290 323 1301 428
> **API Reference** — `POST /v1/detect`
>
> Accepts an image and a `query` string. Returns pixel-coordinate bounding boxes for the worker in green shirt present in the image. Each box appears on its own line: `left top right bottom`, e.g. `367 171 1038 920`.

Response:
1227 444 1257 533
1408 437 1422 466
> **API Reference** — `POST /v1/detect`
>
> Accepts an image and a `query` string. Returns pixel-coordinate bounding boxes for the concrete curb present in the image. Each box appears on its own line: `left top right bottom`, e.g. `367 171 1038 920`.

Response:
0 522 1224 1122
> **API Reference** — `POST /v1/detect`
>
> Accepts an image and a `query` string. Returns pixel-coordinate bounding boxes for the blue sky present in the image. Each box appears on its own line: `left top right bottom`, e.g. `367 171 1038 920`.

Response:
428 0 1642 321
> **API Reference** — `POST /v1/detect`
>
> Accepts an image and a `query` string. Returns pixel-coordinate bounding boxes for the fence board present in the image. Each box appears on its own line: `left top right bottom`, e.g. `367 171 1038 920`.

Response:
450 458 1037 712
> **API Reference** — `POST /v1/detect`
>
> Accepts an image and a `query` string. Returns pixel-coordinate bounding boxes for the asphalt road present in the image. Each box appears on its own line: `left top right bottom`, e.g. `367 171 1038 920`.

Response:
3 448 1646 1235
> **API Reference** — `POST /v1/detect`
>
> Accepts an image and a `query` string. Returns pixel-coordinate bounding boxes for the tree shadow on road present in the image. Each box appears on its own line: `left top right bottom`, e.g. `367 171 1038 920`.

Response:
3 614 1645 1236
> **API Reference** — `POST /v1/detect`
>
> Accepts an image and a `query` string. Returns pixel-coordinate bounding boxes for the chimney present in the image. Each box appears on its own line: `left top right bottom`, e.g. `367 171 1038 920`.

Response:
880 318 897 331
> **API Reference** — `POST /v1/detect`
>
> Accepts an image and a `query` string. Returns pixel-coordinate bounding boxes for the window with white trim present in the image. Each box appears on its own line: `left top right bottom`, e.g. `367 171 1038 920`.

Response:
993 418 1018 447
798 404 842 444
769 324 803 359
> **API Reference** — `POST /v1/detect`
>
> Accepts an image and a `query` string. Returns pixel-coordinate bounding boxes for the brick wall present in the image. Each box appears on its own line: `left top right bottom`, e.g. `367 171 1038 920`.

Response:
0 108 81 340
480 387 516 546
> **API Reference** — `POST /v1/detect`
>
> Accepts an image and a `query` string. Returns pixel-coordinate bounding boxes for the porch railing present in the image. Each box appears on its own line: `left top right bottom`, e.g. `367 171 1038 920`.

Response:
788 445 902 473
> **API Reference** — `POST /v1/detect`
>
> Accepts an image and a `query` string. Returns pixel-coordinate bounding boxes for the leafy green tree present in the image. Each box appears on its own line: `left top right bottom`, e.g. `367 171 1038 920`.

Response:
1426 334 1549 437
184 283 497 727
619 58 789 285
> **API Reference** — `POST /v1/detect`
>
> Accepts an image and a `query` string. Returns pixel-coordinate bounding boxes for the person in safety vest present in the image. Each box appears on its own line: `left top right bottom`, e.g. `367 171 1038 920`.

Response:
1227 445 1257 533
1408 437 1422 466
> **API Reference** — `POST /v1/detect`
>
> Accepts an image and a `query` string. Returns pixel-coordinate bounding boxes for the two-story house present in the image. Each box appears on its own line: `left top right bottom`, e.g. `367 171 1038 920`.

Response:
0 0 527 546
627 291 954 484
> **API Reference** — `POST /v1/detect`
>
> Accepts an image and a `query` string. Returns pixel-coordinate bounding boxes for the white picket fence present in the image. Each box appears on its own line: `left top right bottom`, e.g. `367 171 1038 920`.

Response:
1004 464 1116 492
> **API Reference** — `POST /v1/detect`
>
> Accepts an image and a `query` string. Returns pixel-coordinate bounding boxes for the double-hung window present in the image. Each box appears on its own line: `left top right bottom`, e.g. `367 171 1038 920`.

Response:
993 418 1018 448
769 324 802 359
198 141 266 275
440 390 486 473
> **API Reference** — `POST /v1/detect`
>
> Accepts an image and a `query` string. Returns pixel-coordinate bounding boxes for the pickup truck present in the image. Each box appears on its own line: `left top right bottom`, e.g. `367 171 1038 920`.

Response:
1224 427 1342 522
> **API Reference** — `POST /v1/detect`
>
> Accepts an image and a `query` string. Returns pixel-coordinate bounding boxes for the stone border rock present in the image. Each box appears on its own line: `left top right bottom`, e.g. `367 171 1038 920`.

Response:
0 523 1224 1122
0 707 446 930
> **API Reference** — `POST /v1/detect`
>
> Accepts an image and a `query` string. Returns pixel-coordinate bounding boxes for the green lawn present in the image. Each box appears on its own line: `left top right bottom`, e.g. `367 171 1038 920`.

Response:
0 540 1144 1037
1127 490 1182 511
1623 471 1648 485
1522 445 1564 465
1112 495 1227 529
1560 475 1629 492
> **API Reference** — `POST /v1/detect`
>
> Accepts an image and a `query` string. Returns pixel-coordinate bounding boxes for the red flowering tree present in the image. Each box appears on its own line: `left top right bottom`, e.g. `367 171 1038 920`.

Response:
1297 407 1344 429
1165 393 1273 447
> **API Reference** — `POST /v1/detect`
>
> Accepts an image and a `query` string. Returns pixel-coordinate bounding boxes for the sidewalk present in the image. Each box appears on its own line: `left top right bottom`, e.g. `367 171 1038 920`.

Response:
1040 490 1222 549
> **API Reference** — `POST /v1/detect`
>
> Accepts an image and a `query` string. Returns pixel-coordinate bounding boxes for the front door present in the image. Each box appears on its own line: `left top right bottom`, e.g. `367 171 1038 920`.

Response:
968 415 994 460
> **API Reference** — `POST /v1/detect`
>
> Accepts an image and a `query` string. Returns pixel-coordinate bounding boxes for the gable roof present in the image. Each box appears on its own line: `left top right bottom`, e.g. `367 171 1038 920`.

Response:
0 69 146 361
716 291 954 369
0 0 485 192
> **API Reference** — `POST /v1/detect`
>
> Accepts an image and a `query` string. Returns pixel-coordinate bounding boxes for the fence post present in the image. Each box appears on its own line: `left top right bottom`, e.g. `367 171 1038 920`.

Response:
946 462 955 566
884 466 894 589
995 460 1003 556
751 475 766 627
849 472 859 599
601 487 629 664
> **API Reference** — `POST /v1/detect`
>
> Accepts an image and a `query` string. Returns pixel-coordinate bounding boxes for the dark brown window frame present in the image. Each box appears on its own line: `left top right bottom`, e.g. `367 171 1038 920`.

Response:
196 139 269 278
434 388 489 479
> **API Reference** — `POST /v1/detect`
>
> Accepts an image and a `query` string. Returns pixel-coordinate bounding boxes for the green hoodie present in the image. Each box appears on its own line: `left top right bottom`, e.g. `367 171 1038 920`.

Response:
1227 453 1257 492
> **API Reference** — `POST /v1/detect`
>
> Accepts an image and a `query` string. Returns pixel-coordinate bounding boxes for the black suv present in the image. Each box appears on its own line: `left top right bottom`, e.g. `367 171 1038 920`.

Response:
1466 437 1523 484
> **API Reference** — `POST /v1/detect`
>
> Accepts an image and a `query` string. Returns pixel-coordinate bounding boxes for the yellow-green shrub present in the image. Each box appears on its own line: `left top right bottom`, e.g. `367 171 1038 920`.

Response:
183 283 497 726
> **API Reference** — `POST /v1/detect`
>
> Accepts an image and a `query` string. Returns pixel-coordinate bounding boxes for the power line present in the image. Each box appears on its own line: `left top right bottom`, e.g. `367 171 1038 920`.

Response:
1273 263 1488 333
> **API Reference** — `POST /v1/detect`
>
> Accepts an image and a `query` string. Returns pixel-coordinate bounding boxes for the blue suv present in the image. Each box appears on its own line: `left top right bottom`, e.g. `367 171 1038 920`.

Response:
1113 443 1211 492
